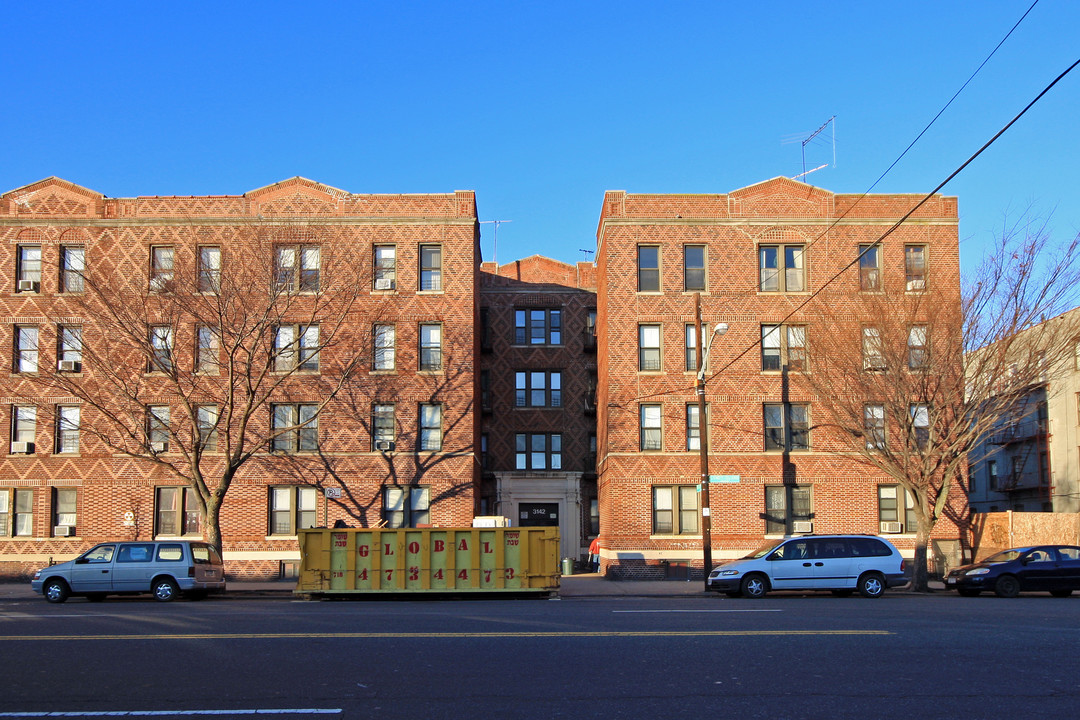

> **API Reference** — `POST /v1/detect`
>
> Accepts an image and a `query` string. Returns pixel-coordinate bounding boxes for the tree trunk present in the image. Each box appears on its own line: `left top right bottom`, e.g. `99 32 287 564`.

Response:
912 522 931 592
204 497 224 557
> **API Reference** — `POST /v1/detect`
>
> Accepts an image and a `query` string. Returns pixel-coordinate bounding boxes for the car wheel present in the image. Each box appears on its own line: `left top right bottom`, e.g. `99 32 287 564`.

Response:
740 574 768 599
85 593 107 602
1050 589 1073 598
957 588 981 597
857 572 885 598
43 579 70 604
994 575 1020 598
831 589 854 597
152 577 180 602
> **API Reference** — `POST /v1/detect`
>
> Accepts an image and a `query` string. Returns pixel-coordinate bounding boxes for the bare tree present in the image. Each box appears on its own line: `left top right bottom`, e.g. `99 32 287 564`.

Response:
805 216 1080 591
21 221 373 554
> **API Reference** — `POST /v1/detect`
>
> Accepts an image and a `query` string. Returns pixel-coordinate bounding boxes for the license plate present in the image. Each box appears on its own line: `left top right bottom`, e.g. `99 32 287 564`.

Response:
946 577 956 584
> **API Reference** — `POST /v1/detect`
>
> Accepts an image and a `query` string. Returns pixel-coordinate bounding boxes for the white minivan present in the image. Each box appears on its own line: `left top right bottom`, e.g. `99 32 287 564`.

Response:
31 540 226 603
707 535 907 598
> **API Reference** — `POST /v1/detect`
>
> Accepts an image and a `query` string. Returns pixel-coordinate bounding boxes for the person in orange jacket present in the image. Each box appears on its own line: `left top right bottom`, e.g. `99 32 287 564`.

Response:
588 537 600 573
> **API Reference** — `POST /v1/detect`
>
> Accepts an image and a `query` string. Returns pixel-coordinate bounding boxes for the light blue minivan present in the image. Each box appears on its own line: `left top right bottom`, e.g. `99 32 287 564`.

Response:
31 540 226 603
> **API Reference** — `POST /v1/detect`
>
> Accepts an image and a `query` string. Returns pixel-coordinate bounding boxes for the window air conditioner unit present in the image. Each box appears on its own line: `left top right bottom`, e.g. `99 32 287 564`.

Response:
150 441 167 452
54 525 74 537
375 440 396 451
10 441 33 454
880 521 903 534
791 521 813 534
58 360 81 372
17 280 39 292
374 278 395 291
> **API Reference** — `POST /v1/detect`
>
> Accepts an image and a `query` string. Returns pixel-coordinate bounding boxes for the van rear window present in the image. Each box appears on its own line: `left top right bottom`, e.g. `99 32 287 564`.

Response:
156 544 184 561
191 544 222 565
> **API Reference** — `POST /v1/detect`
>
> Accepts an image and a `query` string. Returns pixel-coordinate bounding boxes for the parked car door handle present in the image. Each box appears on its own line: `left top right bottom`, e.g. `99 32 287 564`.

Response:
802 562 812 567
814 562 824 566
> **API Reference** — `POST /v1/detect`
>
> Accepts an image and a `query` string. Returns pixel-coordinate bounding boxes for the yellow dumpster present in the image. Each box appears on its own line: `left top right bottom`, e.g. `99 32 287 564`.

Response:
294 527 560 596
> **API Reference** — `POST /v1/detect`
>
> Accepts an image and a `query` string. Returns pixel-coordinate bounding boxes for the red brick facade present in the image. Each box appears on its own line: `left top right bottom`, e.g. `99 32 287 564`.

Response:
596 178 969 578
0 177 480 579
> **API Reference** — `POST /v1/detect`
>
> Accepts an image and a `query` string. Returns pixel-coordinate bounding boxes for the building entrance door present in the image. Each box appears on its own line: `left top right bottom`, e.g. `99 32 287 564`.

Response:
518 502 559 527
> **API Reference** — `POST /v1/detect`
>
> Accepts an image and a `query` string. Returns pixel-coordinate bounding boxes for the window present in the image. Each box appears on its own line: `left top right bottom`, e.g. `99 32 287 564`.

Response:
149 325 173 372
910 403 929 450
859 244 881 290
905 245 927 291
763 403 810 451
275 245 320 292
685 325 697 371
419 323 442 371
638 245 660 292
196 405 218 451
11 405 35 452
60 246 85 293
759 245 805 292
274 324 320 372
419 404 442 451
269 486 317 535
374 245 396 290
687 403 705 451
515 309 562 345
53 488 76 534
514 432 562 470
864 404 886 450
988 459 999 491
765 485 812 534
14 326 38 373
640 404 662 451
55 406 80 454
652 486 698 535
684 245 705 291
382 486 430 528
515 371 562 408
17 245 42 292
480 433 490 470
419 244 442 291
198 246 221 292
147 406 170 452
373 404 395 450
862 327 884 370
1 489 34 536
271 404 319 453
58 325 82 371
908 326 928 369
373 324 395 370
196 325 219 373
150 246 174 292
761 324 807 372
155 486 201 536
878 485 916 531
639 324 661 371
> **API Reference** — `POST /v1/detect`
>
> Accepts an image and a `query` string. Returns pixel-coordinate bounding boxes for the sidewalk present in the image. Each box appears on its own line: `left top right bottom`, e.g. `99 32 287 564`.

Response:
0 572 942 601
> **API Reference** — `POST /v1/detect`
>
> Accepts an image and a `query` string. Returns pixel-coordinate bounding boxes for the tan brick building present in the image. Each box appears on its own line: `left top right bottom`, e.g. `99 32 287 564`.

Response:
595 178 970 578
0 177 480 578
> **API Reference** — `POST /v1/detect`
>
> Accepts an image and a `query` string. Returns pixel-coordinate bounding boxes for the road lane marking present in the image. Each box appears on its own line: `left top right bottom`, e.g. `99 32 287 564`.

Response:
613 613 781 617
0 711 342 717
0 630 890 641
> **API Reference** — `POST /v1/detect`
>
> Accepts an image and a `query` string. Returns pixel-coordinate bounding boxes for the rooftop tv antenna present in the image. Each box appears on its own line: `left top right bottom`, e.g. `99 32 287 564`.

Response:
479 220 512 266
579 248 595 262
782 116 836 180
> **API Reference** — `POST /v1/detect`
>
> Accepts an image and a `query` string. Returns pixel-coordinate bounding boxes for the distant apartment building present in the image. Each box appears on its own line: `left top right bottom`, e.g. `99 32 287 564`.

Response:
0 177 480 578
478 257 598 562
968 308 1080 513
595 178 970 579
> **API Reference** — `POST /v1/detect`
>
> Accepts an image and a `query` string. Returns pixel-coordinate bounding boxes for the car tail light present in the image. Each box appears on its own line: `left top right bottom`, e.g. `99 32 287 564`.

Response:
188 565 195 577
900 559 906 573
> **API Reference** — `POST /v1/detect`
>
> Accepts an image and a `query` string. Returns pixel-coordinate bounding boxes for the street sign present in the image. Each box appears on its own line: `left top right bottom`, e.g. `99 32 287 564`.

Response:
324 487 343 499
709 475 740 483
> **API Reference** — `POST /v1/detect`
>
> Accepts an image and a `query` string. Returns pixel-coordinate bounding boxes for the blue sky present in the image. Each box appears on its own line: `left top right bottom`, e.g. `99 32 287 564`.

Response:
2 2 1077 275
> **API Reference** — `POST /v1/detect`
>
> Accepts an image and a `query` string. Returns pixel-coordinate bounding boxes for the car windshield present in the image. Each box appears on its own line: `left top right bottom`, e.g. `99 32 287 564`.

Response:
984 549 1027 563
744 540 784 559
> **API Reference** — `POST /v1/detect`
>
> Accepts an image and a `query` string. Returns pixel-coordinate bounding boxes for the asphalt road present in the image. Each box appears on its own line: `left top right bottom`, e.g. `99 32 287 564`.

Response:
1 592 1077 719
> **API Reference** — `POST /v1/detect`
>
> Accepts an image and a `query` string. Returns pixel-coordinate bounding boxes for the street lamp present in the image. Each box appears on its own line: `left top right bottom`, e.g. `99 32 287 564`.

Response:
695 293 728 591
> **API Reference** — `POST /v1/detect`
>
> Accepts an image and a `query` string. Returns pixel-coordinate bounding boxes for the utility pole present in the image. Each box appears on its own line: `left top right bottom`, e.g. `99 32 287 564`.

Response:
695 293 727 591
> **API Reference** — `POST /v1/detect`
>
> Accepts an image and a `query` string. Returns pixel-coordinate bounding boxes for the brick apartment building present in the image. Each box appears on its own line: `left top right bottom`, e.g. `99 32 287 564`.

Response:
0 177 480 578
0 175 971 580
478 257 598 562
595 178 970 578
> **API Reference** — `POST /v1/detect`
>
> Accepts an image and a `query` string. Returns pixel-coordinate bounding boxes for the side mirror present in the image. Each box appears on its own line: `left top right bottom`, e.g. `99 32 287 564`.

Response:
74 557 88 565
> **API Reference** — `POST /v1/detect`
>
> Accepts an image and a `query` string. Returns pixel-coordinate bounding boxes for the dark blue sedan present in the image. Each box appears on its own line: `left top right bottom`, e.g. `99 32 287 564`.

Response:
945 545 1080 597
